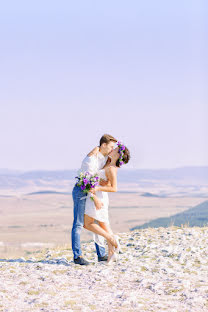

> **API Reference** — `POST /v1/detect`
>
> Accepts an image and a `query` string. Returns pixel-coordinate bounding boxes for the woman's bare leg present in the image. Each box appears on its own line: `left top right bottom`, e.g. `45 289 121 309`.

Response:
84 214 117 248
99 221 113 236
99 222 115 262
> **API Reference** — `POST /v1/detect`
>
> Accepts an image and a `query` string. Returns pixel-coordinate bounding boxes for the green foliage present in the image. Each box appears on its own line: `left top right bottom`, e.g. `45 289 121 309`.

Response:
131 200 208 230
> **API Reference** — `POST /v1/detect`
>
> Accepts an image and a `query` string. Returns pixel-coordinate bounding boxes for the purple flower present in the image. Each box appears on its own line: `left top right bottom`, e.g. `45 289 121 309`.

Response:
76 172 99 192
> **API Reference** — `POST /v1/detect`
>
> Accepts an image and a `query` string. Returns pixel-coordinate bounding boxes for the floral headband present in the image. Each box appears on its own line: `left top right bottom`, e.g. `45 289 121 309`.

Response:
117 141 126 166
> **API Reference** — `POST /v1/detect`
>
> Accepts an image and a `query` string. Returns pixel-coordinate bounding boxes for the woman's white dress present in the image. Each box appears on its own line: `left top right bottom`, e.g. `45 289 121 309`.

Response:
85 168 109 247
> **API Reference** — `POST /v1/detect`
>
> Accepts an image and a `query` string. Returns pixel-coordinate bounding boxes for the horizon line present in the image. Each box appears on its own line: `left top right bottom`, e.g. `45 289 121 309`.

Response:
0 165 208 173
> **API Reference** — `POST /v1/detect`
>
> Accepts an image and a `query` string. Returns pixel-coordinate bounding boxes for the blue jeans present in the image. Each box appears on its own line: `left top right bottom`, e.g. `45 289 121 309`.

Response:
71 185 106 259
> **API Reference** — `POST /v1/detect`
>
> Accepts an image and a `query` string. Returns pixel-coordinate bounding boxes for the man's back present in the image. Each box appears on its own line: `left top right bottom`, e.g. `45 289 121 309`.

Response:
77 151 108 175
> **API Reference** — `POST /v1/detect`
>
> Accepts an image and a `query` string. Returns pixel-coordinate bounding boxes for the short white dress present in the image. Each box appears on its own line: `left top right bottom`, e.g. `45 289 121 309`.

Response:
84 168 109 247
85 168 109 224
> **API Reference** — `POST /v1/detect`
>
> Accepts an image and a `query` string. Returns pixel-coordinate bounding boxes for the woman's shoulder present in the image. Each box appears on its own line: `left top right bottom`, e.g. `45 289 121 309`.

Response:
105 165 118 174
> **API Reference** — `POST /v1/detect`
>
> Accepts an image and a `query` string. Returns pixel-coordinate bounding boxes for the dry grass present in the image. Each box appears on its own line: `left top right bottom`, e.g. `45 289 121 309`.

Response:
0 191 207 258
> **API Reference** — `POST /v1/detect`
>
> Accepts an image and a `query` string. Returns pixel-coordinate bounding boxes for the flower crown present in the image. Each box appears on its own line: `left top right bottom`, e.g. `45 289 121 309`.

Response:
117 141 126 166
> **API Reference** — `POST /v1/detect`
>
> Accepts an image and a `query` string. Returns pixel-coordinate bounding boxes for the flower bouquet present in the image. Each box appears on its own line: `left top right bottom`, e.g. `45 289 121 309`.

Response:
75 171 99 200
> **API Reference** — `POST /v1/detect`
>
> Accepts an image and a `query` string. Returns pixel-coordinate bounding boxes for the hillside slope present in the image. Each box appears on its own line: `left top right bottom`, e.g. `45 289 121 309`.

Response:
131 200 208 230
0 226 208 311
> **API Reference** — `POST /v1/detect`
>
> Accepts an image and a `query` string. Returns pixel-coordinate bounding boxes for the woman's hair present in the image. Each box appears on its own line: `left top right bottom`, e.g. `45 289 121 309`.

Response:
116 146 130 168
99 134 117 146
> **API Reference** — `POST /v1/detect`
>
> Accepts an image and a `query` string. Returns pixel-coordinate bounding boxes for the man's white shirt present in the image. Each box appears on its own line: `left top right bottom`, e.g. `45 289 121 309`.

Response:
77 151 108 248
77 151 108 176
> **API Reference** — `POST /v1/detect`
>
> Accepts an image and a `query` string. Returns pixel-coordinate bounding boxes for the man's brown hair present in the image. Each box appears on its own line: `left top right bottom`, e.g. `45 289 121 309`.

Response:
99 134 117 146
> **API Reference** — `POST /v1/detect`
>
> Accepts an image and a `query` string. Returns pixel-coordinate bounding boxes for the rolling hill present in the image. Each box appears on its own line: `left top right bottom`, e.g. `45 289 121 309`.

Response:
131 200 208 230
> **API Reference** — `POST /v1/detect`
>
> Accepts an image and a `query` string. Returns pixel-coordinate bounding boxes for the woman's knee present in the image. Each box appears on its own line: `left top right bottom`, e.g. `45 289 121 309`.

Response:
84 219 92 229
83 218 88 229
84 215 94 227
84 216 91 229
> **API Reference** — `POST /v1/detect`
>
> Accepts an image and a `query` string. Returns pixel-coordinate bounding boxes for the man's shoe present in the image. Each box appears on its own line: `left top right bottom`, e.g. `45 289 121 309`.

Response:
74 256 90 265
98 255 108 262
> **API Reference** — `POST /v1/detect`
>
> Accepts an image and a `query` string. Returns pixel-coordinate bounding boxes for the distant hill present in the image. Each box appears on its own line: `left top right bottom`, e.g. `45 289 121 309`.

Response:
141 192 160 198
0 169 24 175
118 166 208 183
27 191 71 195
0 166 207 191
131 200 208 230
0 170 77 189
0 166 208 182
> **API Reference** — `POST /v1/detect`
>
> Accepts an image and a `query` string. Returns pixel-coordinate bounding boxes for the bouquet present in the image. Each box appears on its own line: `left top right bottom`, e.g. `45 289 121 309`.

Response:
75 171 99 200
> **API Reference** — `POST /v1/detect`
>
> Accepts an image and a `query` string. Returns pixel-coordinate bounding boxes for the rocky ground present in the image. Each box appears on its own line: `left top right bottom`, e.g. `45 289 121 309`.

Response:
0 226 208 312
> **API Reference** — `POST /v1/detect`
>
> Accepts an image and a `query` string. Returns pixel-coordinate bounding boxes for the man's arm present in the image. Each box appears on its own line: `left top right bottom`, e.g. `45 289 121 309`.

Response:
80 150 98 174
87 146 99 157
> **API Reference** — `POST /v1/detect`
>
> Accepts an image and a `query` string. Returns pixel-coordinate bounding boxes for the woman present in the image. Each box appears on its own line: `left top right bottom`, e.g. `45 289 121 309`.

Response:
84 142 130 264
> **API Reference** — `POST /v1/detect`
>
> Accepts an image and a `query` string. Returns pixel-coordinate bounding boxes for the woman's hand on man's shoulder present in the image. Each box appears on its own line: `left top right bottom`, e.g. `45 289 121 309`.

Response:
87 146 99 157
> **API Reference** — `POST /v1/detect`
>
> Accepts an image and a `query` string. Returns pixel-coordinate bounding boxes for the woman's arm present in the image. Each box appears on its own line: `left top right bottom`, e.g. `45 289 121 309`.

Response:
91 194 103 210
87 146 99 157
91 167 117 193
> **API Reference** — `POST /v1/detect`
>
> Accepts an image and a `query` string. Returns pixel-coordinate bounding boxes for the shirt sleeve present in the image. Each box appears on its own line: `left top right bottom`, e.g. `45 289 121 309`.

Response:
79 155 97 174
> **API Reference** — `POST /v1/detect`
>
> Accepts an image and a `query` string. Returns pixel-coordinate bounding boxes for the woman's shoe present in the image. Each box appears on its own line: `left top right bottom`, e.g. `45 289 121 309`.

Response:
107 252 118 265
114 235 122 253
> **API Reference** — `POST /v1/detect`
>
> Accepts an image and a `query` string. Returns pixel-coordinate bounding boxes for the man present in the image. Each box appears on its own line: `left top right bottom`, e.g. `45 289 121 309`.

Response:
71 134 117 265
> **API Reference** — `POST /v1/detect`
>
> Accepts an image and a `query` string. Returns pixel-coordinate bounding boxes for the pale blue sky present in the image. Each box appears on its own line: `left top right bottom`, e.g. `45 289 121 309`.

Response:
0 1 207 170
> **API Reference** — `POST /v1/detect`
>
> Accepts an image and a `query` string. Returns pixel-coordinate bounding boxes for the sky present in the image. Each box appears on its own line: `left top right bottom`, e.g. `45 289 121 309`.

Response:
0 0 207 170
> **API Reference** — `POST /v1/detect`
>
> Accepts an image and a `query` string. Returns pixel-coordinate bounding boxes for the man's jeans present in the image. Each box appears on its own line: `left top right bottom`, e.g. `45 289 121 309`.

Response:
71 185 106 259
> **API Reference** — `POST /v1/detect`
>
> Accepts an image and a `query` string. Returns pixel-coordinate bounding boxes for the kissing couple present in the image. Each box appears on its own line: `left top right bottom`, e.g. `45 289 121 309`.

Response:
71 134 130 265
